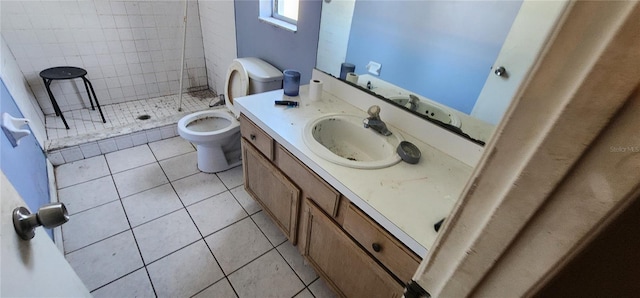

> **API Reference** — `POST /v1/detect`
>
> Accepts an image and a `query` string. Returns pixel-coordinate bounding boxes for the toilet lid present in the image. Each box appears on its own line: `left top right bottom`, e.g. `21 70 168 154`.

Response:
225 59 249 118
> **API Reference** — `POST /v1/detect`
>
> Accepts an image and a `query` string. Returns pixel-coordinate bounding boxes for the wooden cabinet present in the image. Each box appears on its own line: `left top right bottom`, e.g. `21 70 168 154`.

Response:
303 200 404 298
242 138 300 244
274 144 343 255
239 113 419 297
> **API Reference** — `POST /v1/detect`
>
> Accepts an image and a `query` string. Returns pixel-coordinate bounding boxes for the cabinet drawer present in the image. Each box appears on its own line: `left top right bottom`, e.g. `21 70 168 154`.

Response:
275 144 340 217
240 114 273 160
343 204 421 283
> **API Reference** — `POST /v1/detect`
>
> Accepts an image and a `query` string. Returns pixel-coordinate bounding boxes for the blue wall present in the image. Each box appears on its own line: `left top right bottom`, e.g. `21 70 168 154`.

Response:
346 1 522 114
0 79 51 238
235 0 322 84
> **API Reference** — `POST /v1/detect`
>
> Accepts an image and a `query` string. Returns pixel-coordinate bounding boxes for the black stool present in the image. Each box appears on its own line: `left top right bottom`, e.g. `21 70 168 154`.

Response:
39 66 106 129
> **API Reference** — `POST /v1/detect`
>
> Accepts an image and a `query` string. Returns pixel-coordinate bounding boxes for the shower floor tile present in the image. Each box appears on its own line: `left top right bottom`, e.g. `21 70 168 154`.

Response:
45 91 215 151
58 143 334 297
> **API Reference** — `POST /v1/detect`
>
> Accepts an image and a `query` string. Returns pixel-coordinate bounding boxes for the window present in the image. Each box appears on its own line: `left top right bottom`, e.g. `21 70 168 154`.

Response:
273 0 299 24
259 0 298 32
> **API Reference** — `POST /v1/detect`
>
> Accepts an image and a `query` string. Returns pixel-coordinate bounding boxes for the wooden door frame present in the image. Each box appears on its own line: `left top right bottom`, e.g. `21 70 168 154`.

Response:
414 1 640 296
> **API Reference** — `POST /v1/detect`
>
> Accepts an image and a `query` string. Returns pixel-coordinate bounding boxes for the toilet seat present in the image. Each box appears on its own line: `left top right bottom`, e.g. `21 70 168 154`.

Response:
224 59 249 118
177 110 240 143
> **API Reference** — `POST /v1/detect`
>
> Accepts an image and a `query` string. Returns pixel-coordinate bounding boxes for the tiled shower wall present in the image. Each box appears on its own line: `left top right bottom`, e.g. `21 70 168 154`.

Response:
198 0 238 95
0 0 207 115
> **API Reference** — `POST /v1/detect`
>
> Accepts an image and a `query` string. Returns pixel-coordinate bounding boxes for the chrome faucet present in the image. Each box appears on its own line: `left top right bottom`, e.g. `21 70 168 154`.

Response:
408 94 420 111
363 105 392 136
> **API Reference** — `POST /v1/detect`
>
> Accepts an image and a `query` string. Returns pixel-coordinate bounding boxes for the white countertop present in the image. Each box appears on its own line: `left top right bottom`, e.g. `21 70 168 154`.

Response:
235 86 473 256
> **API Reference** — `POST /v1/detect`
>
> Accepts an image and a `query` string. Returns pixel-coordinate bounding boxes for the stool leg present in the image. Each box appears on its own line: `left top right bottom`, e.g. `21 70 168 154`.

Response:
81 77 95 110
43 78 60 116
83 77 106 124
42 78 69 129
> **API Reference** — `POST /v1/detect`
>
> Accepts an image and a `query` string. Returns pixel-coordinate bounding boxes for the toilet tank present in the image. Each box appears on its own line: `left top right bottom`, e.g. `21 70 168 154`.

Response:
237 57 284 94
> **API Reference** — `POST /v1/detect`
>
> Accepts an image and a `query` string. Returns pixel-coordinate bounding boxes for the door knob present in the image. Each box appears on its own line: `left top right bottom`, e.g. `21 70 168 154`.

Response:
13 203 69 240
494 66 507 77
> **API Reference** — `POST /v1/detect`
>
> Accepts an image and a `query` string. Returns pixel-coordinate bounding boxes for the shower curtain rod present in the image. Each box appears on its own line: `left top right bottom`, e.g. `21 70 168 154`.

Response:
177 0 188 112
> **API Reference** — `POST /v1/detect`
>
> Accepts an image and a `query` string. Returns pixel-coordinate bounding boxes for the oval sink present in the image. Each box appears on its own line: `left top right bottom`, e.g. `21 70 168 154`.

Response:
303 114 404 169
389 96 461 128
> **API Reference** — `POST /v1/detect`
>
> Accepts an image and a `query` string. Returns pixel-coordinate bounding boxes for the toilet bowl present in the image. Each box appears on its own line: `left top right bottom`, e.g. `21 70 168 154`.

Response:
177 58 283 173
178 110 241 173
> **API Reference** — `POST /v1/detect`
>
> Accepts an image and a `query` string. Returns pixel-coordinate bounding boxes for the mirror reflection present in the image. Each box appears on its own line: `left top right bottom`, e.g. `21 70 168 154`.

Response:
316 0 565 144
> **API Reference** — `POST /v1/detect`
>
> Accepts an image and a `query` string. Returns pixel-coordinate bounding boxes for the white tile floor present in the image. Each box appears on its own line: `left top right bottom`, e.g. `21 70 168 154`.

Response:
56 136 336 298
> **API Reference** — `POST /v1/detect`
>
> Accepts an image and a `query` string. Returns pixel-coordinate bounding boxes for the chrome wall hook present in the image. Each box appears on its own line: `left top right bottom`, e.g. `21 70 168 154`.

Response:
13 203 69 240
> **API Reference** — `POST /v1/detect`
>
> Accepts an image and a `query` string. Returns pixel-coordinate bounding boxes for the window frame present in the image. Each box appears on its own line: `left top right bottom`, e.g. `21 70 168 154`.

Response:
272 0 298 26
258 0 298 32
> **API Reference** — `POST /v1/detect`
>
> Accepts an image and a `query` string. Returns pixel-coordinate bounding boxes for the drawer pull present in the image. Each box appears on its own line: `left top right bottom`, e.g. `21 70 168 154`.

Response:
250 134 256 140
372 243 382 252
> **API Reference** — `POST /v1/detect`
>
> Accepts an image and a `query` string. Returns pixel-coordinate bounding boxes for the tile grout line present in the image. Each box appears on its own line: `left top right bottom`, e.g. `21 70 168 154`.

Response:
113 160 159 297
272 242 312 293
62 156 121 255
100 145 158 297
65 229 146 287
61 178 119 216
56 172 112 191
86 259 148 295
186 168 248 298
156 152 233 297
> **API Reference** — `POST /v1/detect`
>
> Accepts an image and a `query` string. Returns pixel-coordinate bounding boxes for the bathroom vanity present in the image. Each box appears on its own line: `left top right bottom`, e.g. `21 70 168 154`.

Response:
235 71 474 296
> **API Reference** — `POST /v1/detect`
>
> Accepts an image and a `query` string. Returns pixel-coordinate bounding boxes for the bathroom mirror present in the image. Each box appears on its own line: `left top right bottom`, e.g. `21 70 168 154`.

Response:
316 0 567 144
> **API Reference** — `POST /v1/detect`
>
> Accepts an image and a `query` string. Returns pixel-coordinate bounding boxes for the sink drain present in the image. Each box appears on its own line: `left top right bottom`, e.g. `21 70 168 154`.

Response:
137 114 151 120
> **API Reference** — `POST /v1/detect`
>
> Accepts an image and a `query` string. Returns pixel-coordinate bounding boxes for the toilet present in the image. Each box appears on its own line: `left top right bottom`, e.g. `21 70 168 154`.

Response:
178 58 283 173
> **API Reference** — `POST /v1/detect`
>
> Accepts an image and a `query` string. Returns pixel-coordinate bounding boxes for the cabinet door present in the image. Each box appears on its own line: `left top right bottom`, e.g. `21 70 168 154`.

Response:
242 138 300 244
303 200 403 298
